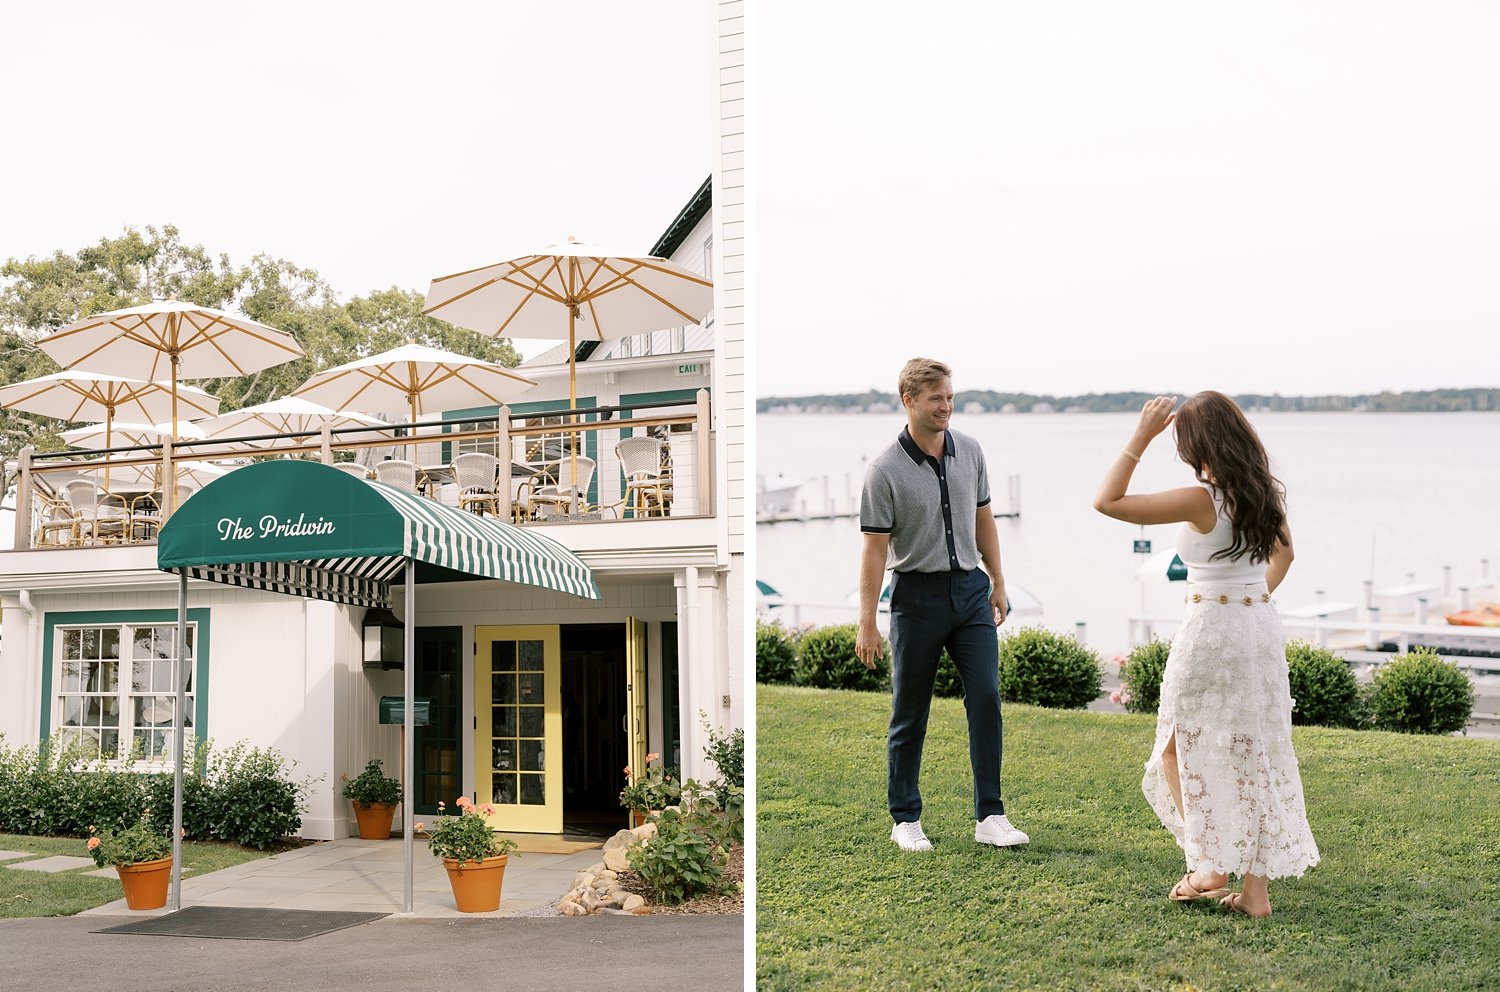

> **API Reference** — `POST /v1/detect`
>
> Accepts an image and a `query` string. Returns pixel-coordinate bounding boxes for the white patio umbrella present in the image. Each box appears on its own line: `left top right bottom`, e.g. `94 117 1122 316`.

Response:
1138 549 1189 582
290 343 537 457
60 420 208 450
196 396 394 450
0 373 220 490
36 300 304 510
421 237 714 413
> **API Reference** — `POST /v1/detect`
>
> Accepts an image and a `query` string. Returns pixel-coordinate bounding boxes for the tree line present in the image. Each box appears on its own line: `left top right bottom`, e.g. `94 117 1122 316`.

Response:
0 226 520 459
757 388 1500 414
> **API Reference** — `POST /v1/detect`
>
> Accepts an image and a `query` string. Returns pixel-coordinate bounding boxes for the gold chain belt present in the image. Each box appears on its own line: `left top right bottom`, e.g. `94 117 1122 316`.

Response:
1185 592 1272 606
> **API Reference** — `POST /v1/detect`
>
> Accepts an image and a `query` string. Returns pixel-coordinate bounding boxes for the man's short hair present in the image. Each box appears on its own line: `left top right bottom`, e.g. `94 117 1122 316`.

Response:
898 358 952 401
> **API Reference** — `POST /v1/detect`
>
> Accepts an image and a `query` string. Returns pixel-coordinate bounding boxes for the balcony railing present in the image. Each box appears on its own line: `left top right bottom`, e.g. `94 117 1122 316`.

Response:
10 390 713 550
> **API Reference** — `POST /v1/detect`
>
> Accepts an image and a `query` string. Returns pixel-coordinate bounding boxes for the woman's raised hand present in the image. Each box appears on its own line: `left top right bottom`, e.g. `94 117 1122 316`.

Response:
1134 395 1178 444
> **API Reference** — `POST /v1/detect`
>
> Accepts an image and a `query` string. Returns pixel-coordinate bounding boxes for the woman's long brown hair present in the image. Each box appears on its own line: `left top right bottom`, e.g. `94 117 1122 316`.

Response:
1173 391 1287 563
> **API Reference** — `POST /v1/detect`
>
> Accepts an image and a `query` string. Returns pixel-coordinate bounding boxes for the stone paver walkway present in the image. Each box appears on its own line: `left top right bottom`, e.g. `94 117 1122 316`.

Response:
79 836 600 919
0 849 33 861
9 855 95 873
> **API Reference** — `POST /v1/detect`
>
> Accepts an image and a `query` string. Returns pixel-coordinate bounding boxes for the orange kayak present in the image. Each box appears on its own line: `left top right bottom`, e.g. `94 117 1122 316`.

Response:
1445 604 1500 627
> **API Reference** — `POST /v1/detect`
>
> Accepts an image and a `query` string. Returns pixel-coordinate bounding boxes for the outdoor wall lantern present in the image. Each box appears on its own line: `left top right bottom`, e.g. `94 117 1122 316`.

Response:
362 607 405 670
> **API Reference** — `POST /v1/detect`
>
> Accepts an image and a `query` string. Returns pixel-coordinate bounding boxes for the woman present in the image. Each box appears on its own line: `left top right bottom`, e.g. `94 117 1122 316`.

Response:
1094 392 1319 917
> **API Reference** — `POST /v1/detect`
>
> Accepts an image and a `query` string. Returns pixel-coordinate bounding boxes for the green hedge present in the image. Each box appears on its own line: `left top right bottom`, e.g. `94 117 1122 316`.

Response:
1286 641 1364 728
793 624 889 692
997 627 1103 709
0 735 313 849
1366 647 1474 735
756 619 799 685
1117 638 1170 714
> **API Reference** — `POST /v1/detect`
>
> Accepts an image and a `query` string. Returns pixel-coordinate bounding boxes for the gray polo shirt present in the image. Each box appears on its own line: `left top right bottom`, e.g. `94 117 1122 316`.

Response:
860 427 991 573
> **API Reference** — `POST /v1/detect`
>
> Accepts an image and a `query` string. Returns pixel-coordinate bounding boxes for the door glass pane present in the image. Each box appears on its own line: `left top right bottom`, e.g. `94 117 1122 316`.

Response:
520 740 544 772
518 640 544 668
494 708 516 737
493 674 516 705
491 740 516 771
519 774 544 805
518 672 543 703
492 641 516 672
492 773 517 805
519 706 544 737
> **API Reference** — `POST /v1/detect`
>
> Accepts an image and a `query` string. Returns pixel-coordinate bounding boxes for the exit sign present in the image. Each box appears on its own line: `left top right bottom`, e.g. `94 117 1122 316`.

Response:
676 363 699 375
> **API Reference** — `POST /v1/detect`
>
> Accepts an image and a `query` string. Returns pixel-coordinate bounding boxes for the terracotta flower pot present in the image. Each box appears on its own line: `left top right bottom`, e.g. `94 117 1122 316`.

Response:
442 854 509 913
115 856 172 910
352 801 397 840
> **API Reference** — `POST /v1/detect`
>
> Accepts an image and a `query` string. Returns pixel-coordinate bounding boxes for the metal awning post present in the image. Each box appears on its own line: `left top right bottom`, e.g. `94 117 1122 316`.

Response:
402 562 415 915
170 567 187 910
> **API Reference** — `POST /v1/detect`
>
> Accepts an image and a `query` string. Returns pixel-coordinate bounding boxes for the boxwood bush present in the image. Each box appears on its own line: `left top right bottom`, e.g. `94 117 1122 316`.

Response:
1366 647 1474 735
1285 641 1364 728
793 623 888 692
1119 638 1171 713
996 626 1103 709
0 734 311 849
756 619 799 685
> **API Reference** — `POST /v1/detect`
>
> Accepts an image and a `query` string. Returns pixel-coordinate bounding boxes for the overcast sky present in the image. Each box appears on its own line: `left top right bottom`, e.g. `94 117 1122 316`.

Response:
757 2 1500 397
0 1 712 359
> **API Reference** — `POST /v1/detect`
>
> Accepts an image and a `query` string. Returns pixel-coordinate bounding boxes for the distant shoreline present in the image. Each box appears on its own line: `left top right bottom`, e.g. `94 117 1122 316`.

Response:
757 388 1499 415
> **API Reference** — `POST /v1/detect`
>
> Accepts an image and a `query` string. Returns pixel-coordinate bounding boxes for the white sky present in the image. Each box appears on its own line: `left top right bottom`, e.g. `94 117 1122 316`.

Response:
756 2 1500 397
0 1 713 360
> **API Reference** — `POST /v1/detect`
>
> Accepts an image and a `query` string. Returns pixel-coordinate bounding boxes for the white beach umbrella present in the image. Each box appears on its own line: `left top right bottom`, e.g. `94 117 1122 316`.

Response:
291 343 537 457
1137 548 1189 582
61 420 207 450
196 396 394 450
421 237 714 413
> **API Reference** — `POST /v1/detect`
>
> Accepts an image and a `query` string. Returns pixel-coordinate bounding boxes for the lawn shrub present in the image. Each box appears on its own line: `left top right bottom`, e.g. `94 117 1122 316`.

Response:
794 624 888 691
756 620 799 684
626 807 726 904
996 626 1103 709
701 716 744 792
0 735 309 847
1366 647 1474 735
1285 641 1364 728
1118 638 1171 713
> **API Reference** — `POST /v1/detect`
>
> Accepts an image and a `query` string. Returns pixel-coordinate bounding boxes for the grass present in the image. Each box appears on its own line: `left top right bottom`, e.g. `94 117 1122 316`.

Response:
0 832 278 919
756 684 1500 992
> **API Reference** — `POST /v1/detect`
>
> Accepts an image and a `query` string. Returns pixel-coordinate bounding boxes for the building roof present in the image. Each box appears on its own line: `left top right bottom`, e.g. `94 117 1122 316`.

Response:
650 175 712 261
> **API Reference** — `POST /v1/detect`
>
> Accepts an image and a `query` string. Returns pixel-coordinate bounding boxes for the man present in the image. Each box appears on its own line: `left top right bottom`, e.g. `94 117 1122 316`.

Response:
856 358 1029 852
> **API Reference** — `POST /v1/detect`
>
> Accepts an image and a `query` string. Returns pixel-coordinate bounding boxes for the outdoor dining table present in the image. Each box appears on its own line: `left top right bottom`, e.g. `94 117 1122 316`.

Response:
419 460 556 507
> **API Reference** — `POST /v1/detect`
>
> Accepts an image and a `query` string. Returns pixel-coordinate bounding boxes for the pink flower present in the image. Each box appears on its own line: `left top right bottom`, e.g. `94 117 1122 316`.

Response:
1120 691 1133 705
1109 690 1121 705
415 822 425 833
645 752 660 763
87 837 100 850
622 766 632 778
455 796 473 810
480 804 495 816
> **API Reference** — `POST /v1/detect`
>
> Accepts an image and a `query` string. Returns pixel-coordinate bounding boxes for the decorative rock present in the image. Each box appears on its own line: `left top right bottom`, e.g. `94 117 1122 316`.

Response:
560 901 587 916
630 822 658 841
621 894 645 911
595 868 618 881
602 845 632 872
630 905 651 915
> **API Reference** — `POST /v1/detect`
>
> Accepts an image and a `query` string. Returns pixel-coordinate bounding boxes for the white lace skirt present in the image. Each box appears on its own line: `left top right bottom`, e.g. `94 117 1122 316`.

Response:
1143 581 1320 879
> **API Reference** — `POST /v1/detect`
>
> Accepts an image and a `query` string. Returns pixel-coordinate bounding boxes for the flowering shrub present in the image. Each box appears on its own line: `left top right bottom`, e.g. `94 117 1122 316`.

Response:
419 796 517 863
619 753 680 815
700 716 744 792
626 807 726 904
87 811 172 868
1116 638 1171 713
341 759 401 806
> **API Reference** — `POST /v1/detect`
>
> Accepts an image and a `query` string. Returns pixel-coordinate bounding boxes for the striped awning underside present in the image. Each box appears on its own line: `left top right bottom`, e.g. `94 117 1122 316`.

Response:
365 481 598 601
184 559 399 608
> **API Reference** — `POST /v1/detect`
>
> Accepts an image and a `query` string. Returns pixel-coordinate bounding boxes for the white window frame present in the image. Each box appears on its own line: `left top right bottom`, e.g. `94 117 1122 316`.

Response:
52 621 198 768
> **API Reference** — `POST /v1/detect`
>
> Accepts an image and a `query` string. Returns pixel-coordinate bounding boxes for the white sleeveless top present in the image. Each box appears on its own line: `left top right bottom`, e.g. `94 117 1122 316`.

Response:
1175 485 1265 584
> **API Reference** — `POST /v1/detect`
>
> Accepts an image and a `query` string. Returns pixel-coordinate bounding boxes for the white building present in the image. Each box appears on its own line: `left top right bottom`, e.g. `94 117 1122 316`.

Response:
0 175 744 842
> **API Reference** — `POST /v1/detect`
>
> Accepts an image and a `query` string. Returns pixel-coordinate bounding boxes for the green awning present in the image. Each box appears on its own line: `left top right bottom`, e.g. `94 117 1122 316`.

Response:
157 460 598 606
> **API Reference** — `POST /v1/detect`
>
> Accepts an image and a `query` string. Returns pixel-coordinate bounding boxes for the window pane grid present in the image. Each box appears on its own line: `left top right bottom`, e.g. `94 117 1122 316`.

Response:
55 623 195 765
491 639 545 807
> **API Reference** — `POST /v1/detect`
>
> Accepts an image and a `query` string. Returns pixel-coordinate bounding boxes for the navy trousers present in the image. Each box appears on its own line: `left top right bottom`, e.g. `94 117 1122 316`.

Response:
887 567 1005 823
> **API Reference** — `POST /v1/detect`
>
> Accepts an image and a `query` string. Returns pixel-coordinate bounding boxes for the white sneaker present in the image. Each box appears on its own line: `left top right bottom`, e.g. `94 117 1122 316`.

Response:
890 820 934 851
975 814 1029 847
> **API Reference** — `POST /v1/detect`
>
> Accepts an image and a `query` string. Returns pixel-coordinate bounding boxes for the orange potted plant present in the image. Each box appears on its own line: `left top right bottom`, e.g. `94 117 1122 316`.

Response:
418 797 518 912
87 812 174 910
342 759 401 839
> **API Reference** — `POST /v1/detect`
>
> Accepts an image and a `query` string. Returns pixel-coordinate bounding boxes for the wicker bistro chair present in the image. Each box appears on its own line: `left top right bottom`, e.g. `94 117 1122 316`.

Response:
373 459 428 496
35 492 81 547
451 452 503 516
615 435 669 517
331 463 373 480
63 479 127 545
125 486 195 542
519 455 596 520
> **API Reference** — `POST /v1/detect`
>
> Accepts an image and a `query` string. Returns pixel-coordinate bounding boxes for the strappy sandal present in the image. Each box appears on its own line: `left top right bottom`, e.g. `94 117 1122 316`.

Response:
1219 892 1272 918
1169 872 1230 902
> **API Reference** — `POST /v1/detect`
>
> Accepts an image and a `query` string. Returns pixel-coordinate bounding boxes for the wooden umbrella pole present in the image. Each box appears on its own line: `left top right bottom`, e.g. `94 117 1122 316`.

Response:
568 307 579 512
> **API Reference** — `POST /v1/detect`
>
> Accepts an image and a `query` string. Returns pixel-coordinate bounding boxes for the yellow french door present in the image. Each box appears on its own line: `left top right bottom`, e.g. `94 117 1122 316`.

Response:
475 625 561 833
625 618 648 784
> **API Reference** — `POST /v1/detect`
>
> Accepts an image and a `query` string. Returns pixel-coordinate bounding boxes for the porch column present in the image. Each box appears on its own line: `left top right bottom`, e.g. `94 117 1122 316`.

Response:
674 568 700 781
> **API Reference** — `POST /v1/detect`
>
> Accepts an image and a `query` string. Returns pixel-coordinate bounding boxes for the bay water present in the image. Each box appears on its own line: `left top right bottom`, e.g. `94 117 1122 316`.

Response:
756 411 1500 655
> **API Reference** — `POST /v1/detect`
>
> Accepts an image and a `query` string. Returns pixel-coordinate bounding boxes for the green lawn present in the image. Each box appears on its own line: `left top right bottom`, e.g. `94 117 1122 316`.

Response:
0 833 277 918
756 685 1500 992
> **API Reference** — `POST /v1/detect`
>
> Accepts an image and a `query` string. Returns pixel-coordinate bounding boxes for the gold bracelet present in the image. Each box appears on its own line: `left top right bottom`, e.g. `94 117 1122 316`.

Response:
1121 448 1141 463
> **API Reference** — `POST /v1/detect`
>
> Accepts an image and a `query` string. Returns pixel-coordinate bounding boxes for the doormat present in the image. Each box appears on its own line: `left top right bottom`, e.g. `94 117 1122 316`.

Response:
497 833 602 855
93 906 388 941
